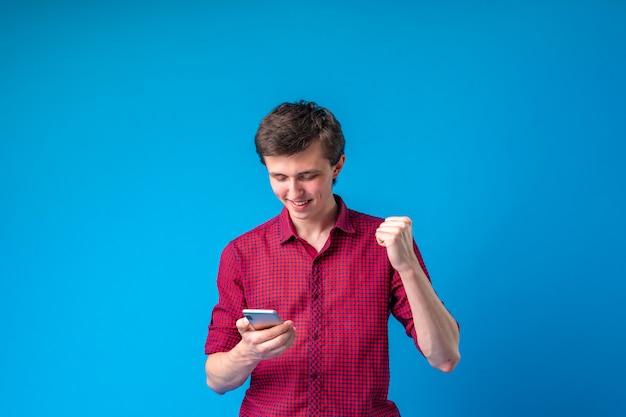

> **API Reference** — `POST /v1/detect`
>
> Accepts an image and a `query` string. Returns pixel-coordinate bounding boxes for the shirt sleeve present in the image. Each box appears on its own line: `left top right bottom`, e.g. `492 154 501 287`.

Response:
389 240 431 355
205 241 245 355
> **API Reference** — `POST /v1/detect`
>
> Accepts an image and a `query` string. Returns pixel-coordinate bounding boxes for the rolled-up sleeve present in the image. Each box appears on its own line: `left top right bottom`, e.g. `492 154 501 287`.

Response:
205 242 245 355
389 240 431 354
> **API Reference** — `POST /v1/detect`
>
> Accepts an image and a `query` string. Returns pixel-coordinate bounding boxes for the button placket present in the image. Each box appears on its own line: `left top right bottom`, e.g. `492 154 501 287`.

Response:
308 261 323 416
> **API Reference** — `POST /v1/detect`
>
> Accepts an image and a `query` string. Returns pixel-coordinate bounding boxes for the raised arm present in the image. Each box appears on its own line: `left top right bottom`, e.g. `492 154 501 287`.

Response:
376 216 460 372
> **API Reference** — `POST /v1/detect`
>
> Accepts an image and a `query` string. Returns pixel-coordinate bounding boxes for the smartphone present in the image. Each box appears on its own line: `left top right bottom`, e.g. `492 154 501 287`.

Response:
242 309 283 330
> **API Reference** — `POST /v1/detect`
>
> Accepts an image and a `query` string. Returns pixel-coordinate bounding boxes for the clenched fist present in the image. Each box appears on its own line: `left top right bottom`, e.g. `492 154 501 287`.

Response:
375 216 421 274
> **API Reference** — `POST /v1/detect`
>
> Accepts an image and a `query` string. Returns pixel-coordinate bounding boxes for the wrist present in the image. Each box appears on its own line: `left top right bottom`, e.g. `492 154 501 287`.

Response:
229 340 262 368
394 258 423 277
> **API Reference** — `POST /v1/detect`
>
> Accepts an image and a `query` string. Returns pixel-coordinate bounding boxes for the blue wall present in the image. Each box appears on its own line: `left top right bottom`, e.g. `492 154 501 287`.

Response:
1 1 624 416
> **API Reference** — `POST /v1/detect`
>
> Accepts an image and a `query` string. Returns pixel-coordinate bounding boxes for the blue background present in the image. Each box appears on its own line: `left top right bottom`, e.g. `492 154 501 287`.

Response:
1 1 625 416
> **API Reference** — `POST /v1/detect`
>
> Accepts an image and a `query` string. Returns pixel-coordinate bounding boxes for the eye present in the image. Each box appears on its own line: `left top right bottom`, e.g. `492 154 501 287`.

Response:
272 175 287 182
299 174 317 181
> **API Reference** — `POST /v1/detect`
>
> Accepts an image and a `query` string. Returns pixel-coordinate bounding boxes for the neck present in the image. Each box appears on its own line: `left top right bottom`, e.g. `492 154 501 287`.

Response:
291 197 338 243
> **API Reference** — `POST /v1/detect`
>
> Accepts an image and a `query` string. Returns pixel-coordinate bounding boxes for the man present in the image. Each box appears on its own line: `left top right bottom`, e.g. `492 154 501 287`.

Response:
205 100 460 416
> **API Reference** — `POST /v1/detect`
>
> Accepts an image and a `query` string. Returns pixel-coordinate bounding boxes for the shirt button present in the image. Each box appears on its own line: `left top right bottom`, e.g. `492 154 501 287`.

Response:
312 293 319 300
312 334 319 340
311 373 318 379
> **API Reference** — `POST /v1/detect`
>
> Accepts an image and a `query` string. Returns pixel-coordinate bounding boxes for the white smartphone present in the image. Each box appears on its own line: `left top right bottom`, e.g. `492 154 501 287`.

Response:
242 309 283 330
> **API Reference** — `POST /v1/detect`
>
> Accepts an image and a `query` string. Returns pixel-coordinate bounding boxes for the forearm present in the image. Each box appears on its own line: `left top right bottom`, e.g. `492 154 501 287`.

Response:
205 342 260 394
399 263 460 372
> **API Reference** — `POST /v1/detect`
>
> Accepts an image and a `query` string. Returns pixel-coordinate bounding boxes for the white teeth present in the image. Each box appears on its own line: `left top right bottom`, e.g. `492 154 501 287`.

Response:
293 200 308 206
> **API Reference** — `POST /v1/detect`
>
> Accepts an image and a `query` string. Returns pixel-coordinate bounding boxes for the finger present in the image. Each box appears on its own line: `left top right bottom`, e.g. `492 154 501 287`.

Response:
263 324 296 347
379 217 412 229
377 222 406 231
384 216 412 223
248 320 295 344
376 227 401 236
273 326 297 350
376 229 399 240
264 320 294 338
237 318 258 339
237 317 253 332
375 230 388 246
252 325 297 357
377 221 413 237
379 219 408 228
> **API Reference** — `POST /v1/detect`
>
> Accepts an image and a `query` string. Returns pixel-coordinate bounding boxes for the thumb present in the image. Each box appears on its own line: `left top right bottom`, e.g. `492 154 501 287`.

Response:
375 229 388 247
236 317 253 334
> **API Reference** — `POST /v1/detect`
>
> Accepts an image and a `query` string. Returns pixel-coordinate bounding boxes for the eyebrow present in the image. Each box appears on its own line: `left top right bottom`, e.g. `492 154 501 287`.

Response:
269 169 321 177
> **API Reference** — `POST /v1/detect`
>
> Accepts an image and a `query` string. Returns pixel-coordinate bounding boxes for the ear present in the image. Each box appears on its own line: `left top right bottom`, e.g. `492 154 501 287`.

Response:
332 154 346 179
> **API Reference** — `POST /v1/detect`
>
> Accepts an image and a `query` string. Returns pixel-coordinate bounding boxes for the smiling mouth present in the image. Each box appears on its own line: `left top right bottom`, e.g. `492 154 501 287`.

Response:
290 199 311 207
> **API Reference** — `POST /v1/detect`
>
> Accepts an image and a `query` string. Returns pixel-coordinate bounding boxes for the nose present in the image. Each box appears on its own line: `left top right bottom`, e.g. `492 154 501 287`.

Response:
286 178 304 199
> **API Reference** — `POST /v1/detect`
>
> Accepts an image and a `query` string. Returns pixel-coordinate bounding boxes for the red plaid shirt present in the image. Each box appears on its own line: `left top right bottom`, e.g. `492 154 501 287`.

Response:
205 196 430 417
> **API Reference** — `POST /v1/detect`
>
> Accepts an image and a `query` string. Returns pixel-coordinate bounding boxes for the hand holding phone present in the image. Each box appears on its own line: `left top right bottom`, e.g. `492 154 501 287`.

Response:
237 309 295 362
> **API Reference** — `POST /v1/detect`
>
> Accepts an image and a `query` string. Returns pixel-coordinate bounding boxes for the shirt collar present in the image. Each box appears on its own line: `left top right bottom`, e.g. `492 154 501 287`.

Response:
278 194 355 244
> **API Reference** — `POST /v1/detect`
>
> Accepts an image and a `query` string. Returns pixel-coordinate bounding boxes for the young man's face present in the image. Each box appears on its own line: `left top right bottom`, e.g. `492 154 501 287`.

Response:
264 141 345 225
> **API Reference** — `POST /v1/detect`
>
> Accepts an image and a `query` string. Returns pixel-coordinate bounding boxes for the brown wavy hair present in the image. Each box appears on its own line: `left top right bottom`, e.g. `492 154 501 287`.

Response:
254 100 345 166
